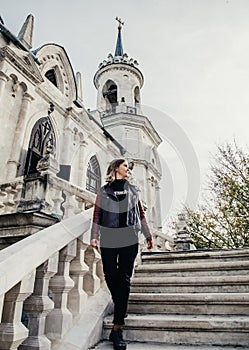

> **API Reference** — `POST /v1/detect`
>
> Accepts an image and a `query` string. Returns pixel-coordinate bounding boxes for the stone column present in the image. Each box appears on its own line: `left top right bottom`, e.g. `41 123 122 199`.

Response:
19 253 59 350
62 120 73 164
0 271 36 350
7 92 34 180
147 175 155 229
78 139 88 188
155 182 162 229
68 239 89 316
45 240 76 340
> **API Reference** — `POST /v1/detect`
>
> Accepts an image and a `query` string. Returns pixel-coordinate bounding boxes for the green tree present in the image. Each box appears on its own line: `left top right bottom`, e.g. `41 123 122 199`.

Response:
186 141 249 249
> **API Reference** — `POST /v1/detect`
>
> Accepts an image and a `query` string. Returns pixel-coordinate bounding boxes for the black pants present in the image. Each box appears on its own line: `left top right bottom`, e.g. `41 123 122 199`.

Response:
100 243 138 325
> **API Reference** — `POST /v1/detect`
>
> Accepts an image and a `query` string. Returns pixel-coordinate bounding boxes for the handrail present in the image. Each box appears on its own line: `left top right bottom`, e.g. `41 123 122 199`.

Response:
0 209 92 296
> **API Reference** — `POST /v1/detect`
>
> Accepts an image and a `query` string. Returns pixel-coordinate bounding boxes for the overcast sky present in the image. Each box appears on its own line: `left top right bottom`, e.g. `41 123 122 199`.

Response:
2 0 249 228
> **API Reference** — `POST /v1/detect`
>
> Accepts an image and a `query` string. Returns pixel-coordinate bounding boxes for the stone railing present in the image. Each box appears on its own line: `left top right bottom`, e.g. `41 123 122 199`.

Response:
0 174 96 219
0 210 109 350
151 230 174 251
0 175 176 251
99 104 140 118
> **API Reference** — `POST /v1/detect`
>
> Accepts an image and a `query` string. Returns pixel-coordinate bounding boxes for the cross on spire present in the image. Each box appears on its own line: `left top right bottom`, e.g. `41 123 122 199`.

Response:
115 17 124 30
114 17 124 57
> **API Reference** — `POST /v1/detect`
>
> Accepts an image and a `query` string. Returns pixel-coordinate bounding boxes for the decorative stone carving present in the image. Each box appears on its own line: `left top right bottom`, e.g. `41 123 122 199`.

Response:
36 146 59 176
174 213 196 251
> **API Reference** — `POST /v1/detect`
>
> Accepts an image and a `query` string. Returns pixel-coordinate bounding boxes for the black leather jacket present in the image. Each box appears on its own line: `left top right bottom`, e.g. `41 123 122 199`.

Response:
91 181 151 240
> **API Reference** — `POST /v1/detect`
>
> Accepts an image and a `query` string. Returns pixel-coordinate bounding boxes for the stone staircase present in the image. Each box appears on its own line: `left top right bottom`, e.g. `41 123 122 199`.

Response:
102 248 249 348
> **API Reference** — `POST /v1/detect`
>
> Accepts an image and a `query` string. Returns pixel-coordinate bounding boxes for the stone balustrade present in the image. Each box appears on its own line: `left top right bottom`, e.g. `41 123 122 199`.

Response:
0 210 105 350
0 173 175 349
0 175 96 219
99 104 139 118
151 230 174 251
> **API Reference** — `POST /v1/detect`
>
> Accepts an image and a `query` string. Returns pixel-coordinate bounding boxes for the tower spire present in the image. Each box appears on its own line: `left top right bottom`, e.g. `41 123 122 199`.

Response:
114 17 124 57
17 14 34 49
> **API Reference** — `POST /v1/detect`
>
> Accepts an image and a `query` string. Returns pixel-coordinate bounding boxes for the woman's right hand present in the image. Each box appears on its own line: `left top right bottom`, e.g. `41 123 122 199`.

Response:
90 238 99 249
146 236 154 250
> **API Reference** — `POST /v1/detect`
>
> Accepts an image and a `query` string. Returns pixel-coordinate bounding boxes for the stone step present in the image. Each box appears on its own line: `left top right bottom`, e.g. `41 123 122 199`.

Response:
131 275 249 293
134 260 249 277
128 292 249 315
91 340 245 349
141 248 249 265
103 314 249 347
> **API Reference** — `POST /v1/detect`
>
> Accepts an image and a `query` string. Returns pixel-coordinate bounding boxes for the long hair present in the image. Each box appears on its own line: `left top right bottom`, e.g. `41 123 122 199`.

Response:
105 158 127 183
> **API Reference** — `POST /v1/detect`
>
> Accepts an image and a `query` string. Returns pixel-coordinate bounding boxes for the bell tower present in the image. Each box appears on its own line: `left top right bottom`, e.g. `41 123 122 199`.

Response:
93 18 163 231
94 17 143 112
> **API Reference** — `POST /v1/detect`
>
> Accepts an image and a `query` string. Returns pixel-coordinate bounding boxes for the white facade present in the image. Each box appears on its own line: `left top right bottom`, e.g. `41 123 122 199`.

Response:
0 14 162 232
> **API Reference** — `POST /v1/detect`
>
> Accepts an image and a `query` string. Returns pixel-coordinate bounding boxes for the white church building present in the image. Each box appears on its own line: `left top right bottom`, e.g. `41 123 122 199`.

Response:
0 14 169 349
0 14 248 350
0 14 162 247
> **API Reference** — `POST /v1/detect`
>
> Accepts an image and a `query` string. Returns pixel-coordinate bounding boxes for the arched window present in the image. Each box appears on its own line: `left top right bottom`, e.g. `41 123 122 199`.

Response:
25 117 56 175
86 156 101 194
45 69 57 87
102 79 118 110
134 86 140 104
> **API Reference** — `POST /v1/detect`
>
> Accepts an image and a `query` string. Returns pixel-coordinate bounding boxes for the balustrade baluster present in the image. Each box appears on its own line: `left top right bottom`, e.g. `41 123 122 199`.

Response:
45 240 76 340
75 196 85 213
62 192 78 218
68 239 89 316
43 182 54 215
0 187 7 214
83 246 101 295
19 253 59 350
0 271 36 350
96 259 105 287
4 186 18 214
51 188 63 218
14 182 24 209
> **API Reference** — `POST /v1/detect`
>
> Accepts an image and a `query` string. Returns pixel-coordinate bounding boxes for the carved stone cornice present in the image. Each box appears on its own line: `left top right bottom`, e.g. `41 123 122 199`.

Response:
94 63 143 89
0 46 43 84
101 112 162 146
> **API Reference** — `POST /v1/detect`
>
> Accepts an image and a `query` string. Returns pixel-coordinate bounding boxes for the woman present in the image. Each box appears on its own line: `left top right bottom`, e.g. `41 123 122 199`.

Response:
90 158 153 350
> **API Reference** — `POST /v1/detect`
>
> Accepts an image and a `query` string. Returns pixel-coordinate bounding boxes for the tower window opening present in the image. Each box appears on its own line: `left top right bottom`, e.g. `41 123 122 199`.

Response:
45 69 58 87
103 84 117 104
134 86 140 104
102 80 118 110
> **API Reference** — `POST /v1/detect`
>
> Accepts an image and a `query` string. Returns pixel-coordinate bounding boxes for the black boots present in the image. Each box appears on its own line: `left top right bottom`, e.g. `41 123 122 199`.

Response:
109 327 127 350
